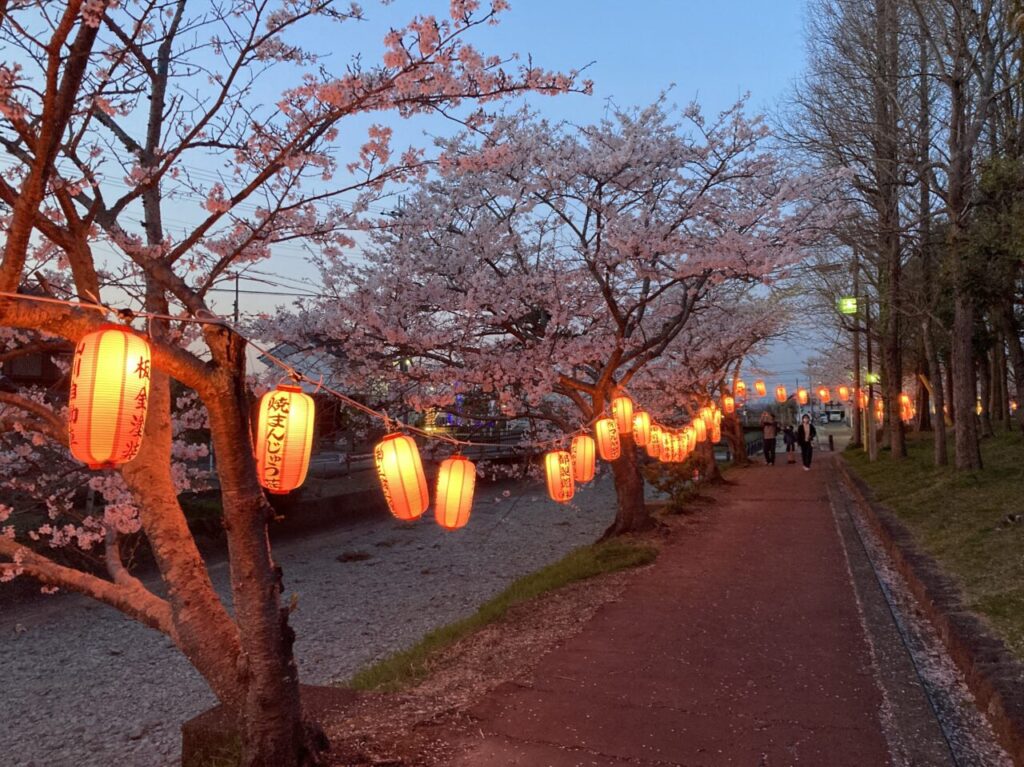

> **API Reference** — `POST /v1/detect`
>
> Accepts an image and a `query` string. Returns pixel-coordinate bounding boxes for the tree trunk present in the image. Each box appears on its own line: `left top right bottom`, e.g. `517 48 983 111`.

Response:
922 319 948 465
723 414 749 465
951 292 983 470
204 327 326 767
602 443 654 538
978 352 993 438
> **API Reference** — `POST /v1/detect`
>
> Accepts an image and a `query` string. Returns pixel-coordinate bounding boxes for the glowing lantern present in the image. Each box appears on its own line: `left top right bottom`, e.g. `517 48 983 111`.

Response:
899 393 914 423
570 434 596 483
660 429 673 460
611 395 634 434
68 325 152 470
797 388 809 406
647 423 663 458
435 455 476 530
775 385 787 403
711 422 722 442
875 401 885 424
632 411 651 447
734 379 747 399
375 433 428 520
838 385 851 401
595 417 621 461
681 430 691 457
1012 400 1019 414
723 395 735 414
694 418 707 443
700 406 714 428
858 389 868 409
754 379 767 397
818 387 830 403
254 384 315 494
545 450 575 503
975 400 984 416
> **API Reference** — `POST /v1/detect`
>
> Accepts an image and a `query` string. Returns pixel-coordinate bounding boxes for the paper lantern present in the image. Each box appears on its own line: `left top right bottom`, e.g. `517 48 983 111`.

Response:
899 393 914 423
711 423 722 443
68 325 152 469
595 417 621 461
754 379 767 397
680 430 691 457
818 387 830 403
611 395 634 434
723 395 735 414
375 433 428 520
435 455 475 530
647 424 663 458
571 434 596 483
838 385 851 401
797 388 809 406
775 385 787 403
734 379 747 398
858 389 868 409
254 384 315 494
694 418 707 443
660 429 673 460
545 450 575 503
875 400 885 424
632 410 651 447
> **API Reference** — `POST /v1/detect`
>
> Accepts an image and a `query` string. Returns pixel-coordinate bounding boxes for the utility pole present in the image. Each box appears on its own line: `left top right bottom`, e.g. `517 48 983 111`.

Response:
866 296 878 462
233 272 240 324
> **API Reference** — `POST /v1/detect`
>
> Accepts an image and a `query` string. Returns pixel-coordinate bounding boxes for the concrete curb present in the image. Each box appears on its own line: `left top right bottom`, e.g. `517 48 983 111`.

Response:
835 458 1024 766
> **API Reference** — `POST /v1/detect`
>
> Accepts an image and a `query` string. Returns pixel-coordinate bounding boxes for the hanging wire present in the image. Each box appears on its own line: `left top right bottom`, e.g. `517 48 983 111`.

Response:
0 289 603 452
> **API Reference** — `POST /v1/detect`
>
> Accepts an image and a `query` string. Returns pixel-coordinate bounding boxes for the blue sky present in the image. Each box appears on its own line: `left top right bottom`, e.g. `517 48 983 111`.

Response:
247 0 816 384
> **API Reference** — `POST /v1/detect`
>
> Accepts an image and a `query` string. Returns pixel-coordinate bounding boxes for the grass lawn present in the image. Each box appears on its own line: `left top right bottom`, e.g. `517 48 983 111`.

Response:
347 538 658 692
844 430 1024 660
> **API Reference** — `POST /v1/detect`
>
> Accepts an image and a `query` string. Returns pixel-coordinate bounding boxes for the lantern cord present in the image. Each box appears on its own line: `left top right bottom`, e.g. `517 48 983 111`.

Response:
0 290 726 451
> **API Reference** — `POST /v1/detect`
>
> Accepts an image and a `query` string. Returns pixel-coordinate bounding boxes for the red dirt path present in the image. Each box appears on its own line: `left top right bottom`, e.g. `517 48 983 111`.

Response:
450 454 893 766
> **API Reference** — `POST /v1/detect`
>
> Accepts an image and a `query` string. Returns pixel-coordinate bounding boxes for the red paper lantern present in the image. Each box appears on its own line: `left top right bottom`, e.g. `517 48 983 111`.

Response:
632 411 651 447
611 395 634 434
797 388 809 406
595 417 621 461
734 379 747 398
775 385 788 403
754 379 767 397
545 450 575 502
571 434 596 483
694 418 707 443
435 455 476 530
838 385 851 401
68 325 152 469
723 395 735 414
711 423 722 443
818 387 830 403
254 384 315 494
375 433 428 520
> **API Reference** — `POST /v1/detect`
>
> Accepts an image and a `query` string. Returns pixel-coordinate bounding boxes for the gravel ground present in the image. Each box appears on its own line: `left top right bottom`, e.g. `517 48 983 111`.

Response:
0 475 618 767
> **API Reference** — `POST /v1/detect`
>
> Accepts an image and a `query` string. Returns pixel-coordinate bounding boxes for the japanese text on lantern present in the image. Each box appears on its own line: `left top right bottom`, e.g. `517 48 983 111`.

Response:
260 392 291 491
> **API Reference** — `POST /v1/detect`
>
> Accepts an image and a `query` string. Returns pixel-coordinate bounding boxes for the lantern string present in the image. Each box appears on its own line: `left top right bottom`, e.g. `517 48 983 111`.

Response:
0 290 791 452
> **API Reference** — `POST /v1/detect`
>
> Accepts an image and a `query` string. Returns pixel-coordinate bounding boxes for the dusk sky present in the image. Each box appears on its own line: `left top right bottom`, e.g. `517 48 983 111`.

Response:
243 0 816 385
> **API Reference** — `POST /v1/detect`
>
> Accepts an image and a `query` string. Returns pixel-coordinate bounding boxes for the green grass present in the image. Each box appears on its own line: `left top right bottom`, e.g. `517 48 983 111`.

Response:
346 539 658 692
844 430 1024 659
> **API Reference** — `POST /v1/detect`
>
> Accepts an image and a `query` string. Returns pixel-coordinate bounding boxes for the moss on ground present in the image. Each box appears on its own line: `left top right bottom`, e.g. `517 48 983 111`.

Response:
844 430 1024 659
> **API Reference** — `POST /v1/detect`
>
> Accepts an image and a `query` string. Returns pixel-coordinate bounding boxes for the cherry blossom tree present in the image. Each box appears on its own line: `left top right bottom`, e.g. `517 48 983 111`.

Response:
0 1 584 764
304 100 823 536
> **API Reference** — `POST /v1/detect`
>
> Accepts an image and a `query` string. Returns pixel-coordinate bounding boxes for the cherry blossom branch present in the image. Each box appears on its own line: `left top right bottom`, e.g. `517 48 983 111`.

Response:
0 537 174 636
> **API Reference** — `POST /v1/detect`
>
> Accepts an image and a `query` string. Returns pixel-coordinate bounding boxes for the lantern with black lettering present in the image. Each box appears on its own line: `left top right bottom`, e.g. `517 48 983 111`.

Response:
254 385 315 494
68 325 152 469
375 433 429 520
545 450 575 503
611 394 634 435
632 410 651 447
595 417 621 461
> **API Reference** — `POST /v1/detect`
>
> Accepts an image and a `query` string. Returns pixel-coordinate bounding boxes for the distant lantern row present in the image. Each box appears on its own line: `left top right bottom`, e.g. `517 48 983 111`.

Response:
544 399 723 504
729 376 920 424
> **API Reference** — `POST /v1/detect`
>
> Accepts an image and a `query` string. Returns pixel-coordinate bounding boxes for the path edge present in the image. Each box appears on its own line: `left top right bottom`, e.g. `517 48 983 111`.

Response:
835 458 1024 766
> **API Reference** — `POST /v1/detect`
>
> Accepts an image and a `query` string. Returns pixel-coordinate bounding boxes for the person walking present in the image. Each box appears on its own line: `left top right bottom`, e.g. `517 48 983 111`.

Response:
760 410 778 465
795 413 817 470
783 424 796 464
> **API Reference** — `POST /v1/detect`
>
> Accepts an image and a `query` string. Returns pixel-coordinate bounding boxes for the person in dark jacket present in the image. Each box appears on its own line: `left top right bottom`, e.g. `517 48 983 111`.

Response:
794 413 817 470
782 425 796 463
760 410 778 465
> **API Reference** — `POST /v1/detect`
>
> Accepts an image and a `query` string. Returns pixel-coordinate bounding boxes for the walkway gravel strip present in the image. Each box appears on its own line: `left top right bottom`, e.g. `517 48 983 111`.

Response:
0 477 617 767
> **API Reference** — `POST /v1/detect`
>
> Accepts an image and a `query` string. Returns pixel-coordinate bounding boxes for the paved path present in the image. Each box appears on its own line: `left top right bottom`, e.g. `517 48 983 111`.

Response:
450 455 937 766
